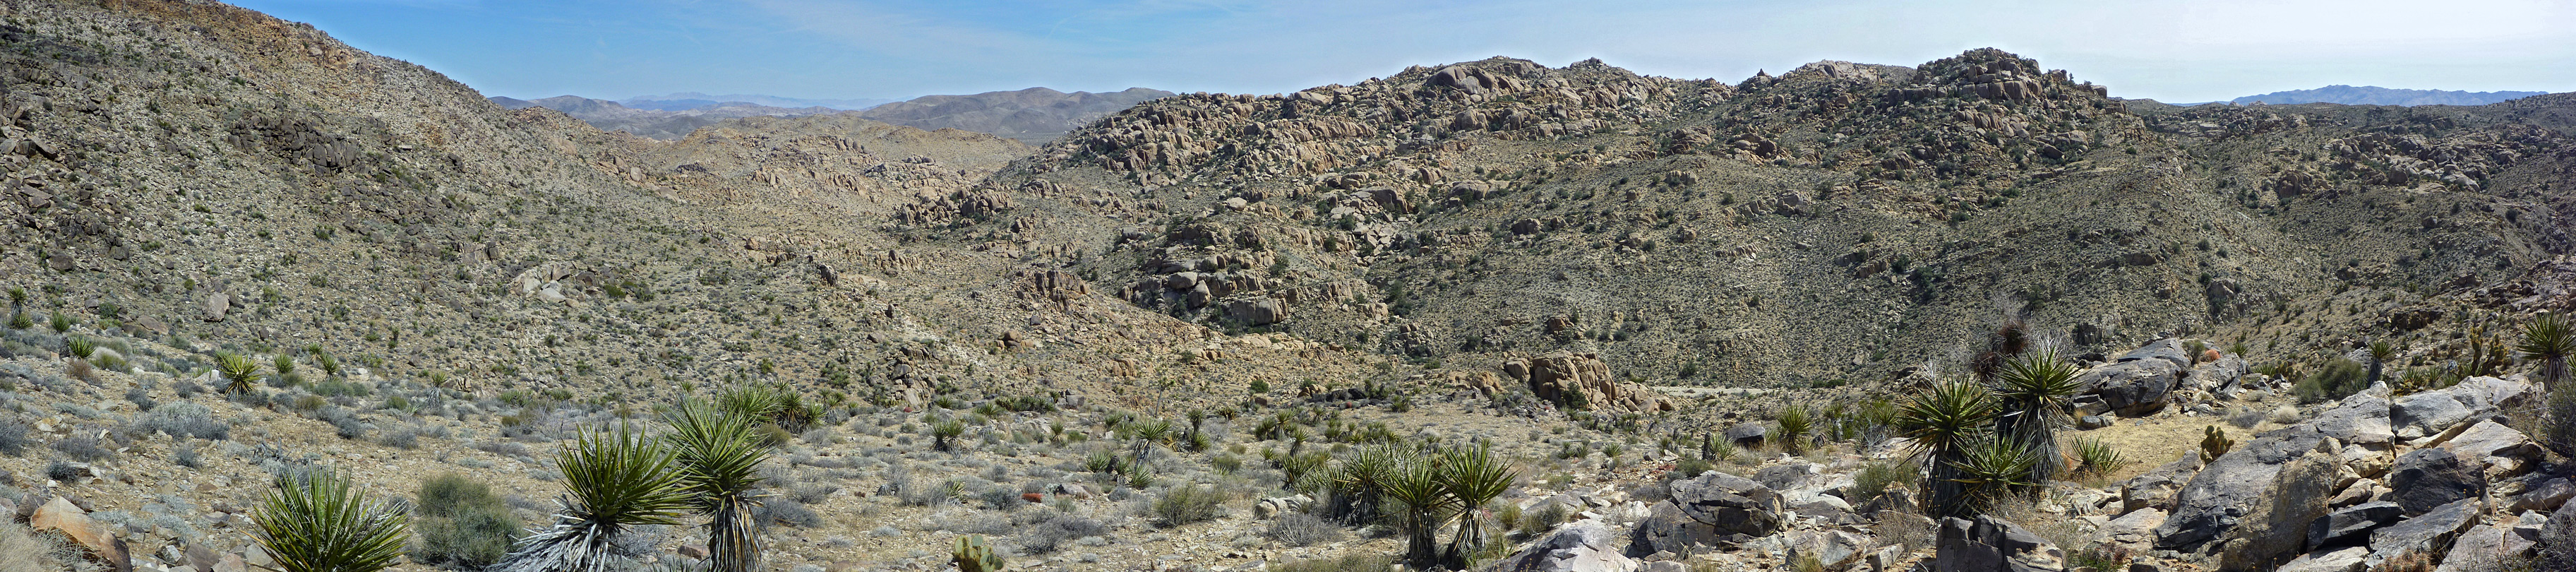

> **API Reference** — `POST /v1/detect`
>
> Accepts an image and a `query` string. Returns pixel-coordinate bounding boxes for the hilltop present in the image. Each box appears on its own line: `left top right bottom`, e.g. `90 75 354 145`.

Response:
2225 85 2546 107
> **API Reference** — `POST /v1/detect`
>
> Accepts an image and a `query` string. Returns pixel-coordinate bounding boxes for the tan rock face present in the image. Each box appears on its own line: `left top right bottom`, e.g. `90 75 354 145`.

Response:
32 496 132 572
1520 352 1672 412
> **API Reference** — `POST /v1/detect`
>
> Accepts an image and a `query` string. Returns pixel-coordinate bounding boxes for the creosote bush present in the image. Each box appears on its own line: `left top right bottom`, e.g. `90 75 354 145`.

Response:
412 473 520 569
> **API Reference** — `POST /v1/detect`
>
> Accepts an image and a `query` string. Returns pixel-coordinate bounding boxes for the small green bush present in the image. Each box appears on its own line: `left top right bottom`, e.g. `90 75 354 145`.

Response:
2294 359 2370 403
1149 484 1226 527
411 474 518 569
1847 462 1919 507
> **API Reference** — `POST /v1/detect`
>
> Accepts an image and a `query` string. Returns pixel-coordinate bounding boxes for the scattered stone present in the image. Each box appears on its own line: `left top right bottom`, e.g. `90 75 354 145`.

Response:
2384 448 2480 516
1723 424 1768 450
2432 523 2536 572
2306 501 2402 551
2120 453 2200 515
2274 546 2368 572
1934 515 2063 572
2366 497 2479 566
1504 520 1640 572
2510 477 2572 513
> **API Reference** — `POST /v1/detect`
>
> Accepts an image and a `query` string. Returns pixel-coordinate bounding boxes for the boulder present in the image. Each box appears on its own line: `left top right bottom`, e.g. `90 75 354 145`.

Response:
1665 472 1783 533
1527 352 1671 412
1506 520 1641 572
2510 477 2572 513
32 496 131 572
2217 450 2341 571
2306 501 2402 551
1223 297 1288 326
2431 524 2536 572
2274 547 2368 572
2366 497 2480 566
2096 508 2164 554
2077 358 2181 416
2155 418 2331 550
2428 419 2544 473
2384 448 2481 516
1934 516 2063 572
1723 423 1768 449
2120 453 2202 515
2392 376 2536 440
1783 530 1868 571
200 292 229 322
2307 394 2394 447
1752 463 1821 492
1253 495 1310 519
2118 338 2193 369
2193 355 2250 393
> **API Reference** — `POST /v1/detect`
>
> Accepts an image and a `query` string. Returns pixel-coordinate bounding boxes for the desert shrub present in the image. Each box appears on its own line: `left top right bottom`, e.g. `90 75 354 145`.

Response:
1263 512 1343 547
2294 359 2370 403
51 434 110 462
2539 506 2576 572
1665 458 1715 482
2071 437 2128 476
978 486 1024 511
412 474 520 569
800 427 837 445
2068 544 2133 572
2224 407 2264 429
1268 554 1394 572
136 402 230 440
175 446 203 468
1018 514 1107 554
1773 406 1813 453
313 406 367 439
65 359 92 383
0 523 71 572
1520 503 1569 532
1847 462 1919 508
45 461 82 482
1148 484 1227 527
0 419 27 455
758 498 822 528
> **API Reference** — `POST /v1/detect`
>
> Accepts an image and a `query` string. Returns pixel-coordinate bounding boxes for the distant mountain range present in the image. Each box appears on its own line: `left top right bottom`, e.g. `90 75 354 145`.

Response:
622 93 894 110
2222 85 2546 107
489 87 1175 143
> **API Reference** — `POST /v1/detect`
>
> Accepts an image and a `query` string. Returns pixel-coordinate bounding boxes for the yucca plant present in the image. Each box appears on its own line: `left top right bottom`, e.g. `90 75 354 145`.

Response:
2366 340 2397 386
1946 437 2039 517
491 425 690 572
664 400 772 572
1773 406 1814 454
1439 445 1518 569
65 335 95 359
2069 436 2128 477
1989 347 2083 484
1895 380 1998 519
1379 448 1456 569
1325 445 1396 525
930 419 966 452
217 352 263 394
253 469 412 572
715 383 789 423
2520 312 2575 390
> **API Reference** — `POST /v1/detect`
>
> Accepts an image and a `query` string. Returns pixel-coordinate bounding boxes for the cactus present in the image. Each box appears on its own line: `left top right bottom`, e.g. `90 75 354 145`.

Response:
952 535 1005 572
2198 426 2234 463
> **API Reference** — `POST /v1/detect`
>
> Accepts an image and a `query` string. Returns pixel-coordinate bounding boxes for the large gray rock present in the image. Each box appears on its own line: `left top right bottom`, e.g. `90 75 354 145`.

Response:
2511 477 2573 513
2429 419 2544 471
2392 376 2536 440
2096 507 2164 554
2077 358 2182 416
1666 472 1784 535
2431 523 2536 572
2119 338 2193 369
2307 394 2394 447
2155 419 2332 550
2384 448 2481 516
1751 463 1821 492
2306 501 2402 551
1506 520 1640 572
1783 530 1868 571
2121 453 2202 514
2275 547 2368 572
1723 423 1767 449
2217 450 2342 571
1631 472 1785 555
1934 516 2063 572
2193 355 2250 393
2367 497 2480 566
1223 297 1287 326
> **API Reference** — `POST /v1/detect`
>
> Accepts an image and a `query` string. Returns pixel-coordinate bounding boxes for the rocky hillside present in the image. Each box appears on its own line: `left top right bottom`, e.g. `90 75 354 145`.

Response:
0 1 2573 572
905 51 2576 396
2226 85 2547 107
854 87 1176 144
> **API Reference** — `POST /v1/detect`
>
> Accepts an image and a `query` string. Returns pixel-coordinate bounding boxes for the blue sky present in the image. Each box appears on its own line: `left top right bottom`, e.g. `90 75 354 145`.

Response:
226 0 2576 103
